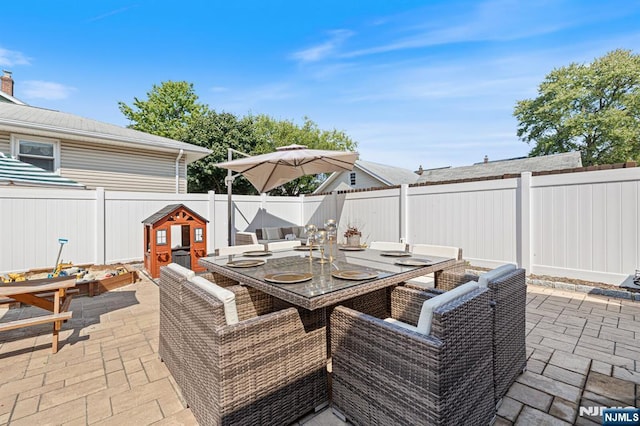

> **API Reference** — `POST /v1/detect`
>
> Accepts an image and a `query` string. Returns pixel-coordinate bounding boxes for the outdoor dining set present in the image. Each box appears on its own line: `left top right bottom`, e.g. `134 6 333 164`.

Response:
157 230 527 426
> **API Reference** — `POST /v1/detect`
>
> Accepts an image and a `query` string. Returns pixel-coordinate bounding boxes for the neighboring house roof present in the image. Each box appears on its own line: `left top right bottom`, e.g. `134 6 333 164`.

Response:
141 203 209 225
0 152 85 188
0 103 211 163
416 152 583 183
314 159 419 193
0 91 27 105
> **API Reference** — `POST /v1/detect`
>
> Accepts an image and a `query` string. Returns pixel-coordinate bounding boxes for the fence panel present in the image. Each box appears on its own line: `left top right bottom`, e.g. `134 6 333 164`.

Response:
531 168 640 282
407 180 518 267
0 188 96 272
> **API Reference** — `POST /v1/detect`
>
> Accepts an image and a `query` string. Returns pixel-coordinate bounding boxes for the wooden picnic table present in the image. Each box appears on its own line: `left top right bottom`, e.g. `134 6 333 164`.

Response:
0 276 76 353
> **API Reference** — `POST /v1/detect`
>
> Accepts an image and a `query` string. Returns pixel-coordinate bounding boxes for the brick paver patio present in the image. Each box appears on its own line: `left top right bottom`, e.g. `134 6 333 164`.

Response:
0 275 638 425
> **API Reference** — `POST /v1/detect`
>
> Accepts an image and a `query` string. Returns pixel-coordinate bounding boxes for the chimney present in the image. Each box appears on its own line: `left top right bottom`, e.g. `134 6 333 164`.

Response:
1 70 14 96
483 155 489 164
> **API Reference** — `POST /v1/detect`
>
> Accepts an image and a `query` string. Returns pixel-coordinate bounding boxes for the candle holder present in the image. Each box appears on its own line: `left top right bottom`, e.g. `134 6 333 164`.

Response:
305 224 317 262
325 219 337 262
315 230 329 264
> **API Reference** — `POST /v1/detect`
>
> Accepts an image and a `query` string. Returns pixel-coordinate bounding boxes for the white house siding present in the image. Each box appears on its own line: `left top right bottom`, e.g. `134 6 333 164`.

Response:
0 132 10 154
60 140 186 193
323 170 385 192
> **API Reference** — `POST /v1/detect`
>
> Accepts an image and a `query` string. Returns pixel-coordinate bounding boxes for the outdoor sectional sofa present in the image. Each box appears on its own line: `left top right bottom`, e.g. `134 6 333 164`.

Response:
254 226 307 244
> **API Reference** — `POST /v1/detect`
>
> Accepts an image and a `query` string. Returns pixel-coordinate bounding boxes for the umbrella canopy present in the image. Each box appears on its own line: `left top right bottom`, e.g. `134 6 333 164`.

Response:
215 144 359 193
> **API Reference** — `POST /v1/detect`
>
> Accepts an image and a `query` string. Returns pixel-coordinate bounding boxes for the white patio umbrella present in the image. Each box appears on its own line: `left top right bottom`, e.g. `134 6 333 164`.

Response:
216 144 359 193
215 144 359 245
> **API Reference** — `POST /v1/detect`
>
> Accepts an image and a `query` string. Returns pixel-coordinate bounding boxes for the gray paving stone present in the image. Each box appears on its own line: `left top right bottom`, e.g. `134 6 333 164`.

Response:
548 350 590 375
497 396 522 422
543 364 586 388
550 397 577 424
584 372 635 405
506 382 553 412
517 371 581 403
514 406 570 426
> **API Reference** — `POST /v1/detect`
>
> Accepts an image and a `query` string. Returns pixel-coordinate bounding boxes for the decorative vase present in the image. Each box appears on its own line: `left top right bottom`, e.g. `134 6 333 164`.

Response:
347 235 361 247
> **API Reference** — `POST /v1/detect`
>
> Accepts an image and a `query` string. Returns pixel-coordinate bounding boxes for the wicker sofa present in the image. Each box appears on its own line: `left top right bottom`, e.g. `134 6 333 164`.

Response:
330 284 495 426
159 264 328 425
406 264 527 404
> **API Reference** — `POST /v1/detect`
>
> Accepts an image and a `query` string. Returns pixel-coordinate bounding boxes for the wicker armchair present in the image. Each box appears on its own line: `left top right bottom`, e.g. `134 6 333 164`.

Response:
178 275 328 426
158 263 195 394
405 264 527 404
331 285 495 426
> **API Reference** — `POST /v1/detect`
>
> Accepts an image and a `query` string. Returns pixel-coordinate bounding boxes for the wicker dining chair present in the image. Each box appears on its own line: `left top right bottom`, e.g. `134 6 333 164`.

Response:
177 275 328 426
405 264 527 405
331 284 495 426
158 263 195 394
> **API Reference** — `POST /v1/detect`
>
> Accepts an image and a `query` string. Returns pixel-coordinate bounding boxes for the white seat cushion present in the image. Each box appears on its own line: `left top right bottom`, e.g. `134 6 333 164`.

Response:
384 318 420 333
166 263 195 279
217 244 264 256
411 244 460 260
266 240 302 251
416 281 480 335
369 241 406 251
189 276 239 325
478 264 517 288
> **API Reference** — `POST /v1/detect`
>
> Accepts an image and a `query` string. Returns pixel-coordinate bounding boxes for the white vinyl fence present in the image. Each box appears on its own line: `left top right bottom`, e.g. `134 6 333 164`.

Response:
1 166 639 285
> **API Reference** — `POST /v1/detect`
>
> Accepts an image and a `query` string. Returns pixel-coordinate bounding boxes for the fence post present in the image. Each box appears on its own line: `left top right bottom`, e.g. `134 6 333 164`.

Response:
517 173 532 272
208 190 215 254
400 184 409 244
299 194 305 225
95 187 105 265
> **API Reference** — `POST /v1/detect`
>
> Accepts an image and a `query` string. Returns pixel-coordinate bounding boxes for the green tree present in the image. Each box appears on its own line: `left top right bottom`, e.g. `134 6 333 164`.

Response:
184 111 260 194
514 49 640 166
118 81 208 140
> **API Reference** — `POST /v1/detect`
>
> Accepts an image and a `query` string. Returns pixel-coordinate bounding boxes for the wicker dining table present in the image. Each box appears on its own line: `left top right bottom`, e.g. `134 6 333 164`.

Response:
198 246 461 311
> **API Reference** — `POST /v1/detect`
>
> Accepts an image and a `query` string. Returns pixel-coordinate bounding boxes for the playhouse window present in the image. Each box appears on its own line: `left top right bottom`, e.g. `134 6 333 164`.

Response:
156 229 167 245
194 227 203 242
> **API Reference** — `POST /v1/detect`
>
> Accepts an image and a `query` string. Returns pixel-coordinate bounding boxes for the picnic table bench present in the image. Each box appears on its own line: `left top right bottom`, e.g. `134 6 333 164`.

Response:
0 276 76 353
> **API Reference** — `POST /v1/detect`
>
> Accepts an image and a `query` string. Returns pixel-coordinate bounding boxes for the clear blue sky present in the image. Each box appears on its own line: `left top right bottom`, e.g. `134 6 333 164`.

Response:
2 1 639 170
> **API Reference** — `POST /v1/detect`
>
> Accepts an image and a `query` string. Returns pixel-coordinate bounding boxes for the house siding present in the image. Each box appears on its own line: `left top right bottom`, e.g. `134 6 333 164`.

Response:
60 140 186 193
0 131 9 154
323 170 385 192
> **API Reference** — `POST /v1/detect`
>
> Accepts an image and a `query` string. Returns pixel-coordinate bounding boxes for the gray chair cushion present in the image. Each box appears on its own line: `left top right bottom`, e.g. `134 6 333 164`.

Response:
264 227 283 240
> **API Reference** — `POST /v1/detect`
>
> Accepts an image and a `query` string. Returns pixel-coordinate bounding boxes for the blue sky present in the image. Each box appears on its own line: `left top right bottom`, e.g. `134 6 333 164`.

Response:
2 1 639 170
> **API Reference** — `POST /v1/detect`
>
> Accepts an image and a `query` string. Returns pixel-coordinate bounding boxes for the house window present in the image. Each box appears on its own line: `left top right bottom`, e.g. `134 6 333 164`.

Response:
11 135 60 172
156 229 167 245
350 172 356 186
194 227 204 243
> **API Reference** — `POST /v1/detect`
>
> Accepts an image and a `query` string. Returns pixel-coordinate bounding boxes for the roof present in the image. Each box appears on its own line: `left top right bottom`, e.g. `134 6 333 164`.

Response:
417 152 583 183
0 152 85 188
142 203 208 225
314 159 418 193
0 103 211 163
0 91 26 105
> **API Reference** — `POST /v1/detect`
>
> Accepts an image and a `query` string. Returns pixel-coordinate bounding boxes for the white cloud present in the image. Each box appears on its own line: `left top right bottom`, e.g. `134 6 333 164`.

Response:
290 29 354 63
0 47 31 67
22 81 75 100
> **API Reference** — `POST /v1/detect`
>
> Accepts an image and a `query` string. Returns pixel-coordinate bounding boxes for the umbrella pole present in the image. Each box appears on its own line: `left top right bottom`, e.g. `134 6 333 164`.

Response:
227 149 233 246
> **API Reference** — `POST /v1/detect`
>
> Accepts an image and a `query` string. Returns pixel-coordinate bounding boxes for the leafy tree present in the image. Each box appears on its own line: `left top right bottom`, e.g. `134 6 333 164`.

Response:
514 49 640 166
118 81 208 140
184 111 259 194
120 82 358 195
